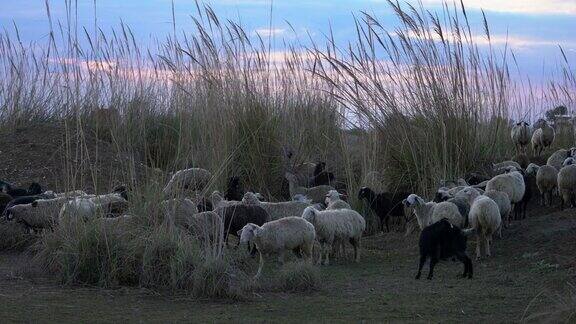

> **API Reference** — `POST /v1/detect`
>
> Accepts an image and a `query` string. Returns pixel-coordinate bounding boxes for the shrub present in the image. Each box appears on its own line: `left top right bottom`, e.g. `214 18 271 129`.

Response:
277 261 322 293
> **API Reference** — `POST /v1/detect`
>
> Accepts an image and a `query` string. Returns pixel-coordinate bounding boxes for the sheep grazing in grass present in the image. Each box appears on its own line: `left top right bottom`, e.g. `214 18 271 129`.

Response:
485 167 525 218
210 190 241 209
416 218 473 280
325 190 351 210
225 176 244 201
310 162 335 186
238 217 315 278
187 211 223 246
5 197 71 231
59 193 127 225
526 163 558 207
242 192 310 221
547 148 576 171
403 194 463 230
557 157 576 209
511 121 531 154
216 204 269 245
358 187 409 232
160 198 198 228
162 167 212 197
531 119 555 156
301 206 365 265
465 195 502 260
483 190 511 231
285 172 334 204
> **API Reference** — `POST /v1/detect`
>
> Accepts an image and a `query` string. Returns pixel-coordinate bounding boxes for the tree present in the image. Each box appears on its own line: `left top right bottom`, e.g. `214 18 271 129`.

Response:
545 105 568 122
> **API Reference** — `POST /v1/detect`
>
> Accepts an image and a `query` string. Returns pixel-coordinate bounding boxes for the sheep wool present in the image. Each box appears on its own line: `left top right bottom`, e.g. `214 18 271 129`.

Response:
510 121 531 153
430 201 464 228
547 149 573 171
325 190 351 210
557 163 576 209
301 206 365 265
483 190 511 231
242 192 310 220
285 172 334 204
485 171 525 204
162 168 212 197
238 217 315 278
468 196 501 259
531 121 555 156
160 198 198 228
187 211 223 246
535 165 558 206
7 197 70 230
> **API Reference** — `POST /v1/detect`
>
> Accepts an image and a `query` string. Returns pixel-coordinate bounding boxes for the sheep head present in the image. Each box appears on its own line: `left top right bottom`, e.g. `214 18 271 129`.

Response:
525 163 540 176
403 194 424 208
242 192 260 205
238 223 261 244
301 206 318 223
562 157 576 167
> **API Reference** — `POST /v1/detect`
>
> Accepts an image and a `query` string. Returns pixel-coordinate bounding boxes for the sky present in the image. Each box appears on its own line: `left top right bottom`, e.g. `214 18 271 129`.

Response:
0 0 574 92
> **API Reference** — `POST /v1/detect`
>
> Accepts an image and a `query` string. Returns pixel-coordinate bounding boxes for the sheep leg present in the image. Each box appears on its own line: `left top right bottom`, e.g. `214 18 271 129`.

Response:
255 251 264 279
427 256 438 280
324 242 331 265
385 216 390 233
302 242 314 264
475 235 482 260
350 237 361 262
456 252 473 279
415 255 426 280
486 235 492 257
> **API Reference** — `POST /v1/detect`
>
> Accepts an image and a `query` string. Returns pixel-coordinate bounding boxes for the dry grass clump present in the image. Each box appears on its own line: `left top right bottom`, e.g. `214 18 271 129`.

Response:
277 261 322 292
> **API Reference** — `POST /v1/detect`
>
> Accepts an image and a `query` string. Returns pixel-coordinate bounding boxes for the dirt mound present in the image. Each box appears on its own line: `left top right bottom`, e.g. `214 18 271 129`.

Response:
0 123 149 193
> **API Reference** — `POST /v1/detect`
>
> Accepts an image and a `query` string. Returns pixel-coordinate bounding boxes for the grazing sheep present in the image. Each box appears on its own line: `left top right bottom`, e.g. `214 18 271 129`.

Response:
547 148 576 171
59 193 127 225
492 161 522 175
483 190 511 231
210 190 241 209
5 197 70 230
531 120 555 156
557 158 576 209
325 190 351 210
403 194 463 229
310 162 335 186
511 121 531 154
160 198 198 228
2 194 54 217
0 193 13 215
485 168 525 217
416 219 473 280
302 206 365 265
238 217 315 278
358 187 409 232
225 176 244 201
242 192 310 221
187 211 223 246
466 196 502 259
528 164 558 207
216 204 269 244
285 172 334 204
162 168 212 197
512 153 530 169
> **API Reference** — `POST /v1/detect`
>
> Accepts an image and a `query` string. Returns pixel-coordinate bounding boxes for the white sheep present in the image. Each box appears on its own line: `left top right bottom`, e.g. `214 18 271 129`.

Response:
483 190 511 233
301 206 365 265
526 163 558 206
187 211 223 247
531 120 555 156
511 121 531 154
485 169 525 207
325 190 351 210
557 157 576 209
466 195 502 260
6 197 70 230
238 216 315 278
285 172 334 204
160 198 198 228
403 194 463 229
44 190 89 198
547 148 576 171
210 190 241 209
59 193 127 225
162 168 212 197
242 192 310 221
492 161 522 175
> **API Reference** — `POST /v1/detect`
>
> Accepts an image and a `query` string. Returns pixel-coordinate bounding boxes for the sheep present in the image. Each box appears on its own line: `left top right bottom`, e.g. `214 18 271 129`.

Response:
485 168 525 218
187 211 223 246
547 148 576 171
464 172 491 186
325 190 351 210
362 171 387 192
358 187 409 232
403 194 463 230
285 172 334 204
242 192 310 221
483 190 511 231
238 217 315 278
59 193 127 225
2 194 54 217
4 182 43 198
44 190 88 198
492 161 522 175
527 164 558 207
162 168 212 197
301 206 365 265
0 193 13 215
512 167 534 220
215 204 269 244
531 120 555 156
415 218 473 280
210 190 241 209
511 121 531 154
5 197 70 231
160 198 198 228
466 196 501 260
557 157 576 209
512 153 530 169
310 162 335 186
225 176 244 201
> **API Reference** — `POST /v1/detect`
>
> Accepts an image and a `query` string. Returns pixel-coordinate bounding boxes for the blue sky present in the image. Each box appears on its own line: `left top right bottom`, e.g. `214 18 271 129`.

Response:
1 0 575 80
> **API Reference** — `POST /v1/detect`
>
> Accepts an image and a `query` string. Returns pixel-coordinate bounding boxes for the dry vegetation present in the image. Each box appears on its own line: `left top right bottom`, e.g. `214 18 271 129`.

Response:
0 0 574 321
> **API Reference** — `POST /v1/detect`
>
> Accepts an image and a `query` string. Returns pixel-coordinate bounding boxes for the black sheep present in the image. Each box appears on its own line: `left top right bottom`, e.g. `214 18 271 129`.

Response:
416 218 473 280
217 204 269 244
225 176 245 201
514 170 533 220
0 193 13 215
0 181 12 193
6 182 42 198
196 198 213 212
464 172 490 186
310 162 335 186
358 187 409 232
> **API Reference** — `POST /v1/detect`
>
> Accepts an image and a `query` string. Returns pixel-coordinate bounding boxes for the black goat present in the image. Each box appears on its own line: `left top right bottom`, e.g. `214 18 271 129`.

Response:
310 162 335 186
5 182 42 198
0 193 13 215
358 187 409 232
416 218 473 280
225 176 245 201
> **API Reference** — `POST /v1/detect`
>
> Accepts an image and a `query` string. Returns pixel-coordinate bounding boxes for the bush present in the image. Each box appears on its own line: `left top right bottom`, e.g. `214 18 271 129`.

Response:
0 220 35 251
277 261 321 293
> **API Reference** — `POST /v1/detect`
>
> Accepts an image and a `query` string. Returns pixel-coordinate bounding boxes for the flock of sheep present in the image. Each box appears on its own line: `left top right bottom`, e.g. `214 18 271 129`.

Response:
0 117 573 281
